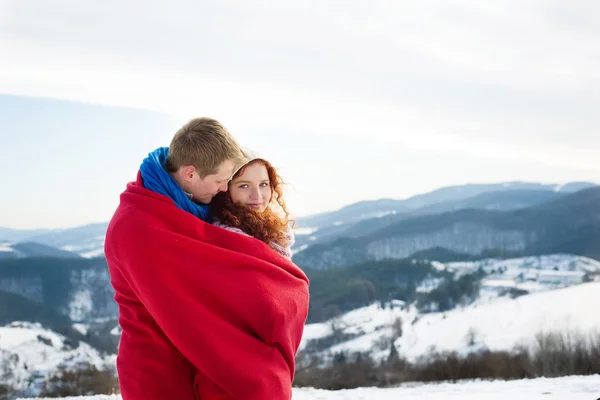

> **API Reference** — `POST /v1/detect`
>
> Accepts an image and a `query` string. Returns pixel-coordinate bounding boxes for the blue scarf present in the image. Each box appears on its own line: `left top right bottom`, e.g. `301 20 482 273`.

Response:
140 147 210 221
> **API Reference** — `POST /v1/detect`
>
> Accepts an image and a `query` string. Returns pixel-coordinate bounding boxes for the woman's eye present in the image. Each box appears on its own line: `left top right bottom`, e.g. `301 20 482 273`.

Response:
239 184 248 189
260 183 269 187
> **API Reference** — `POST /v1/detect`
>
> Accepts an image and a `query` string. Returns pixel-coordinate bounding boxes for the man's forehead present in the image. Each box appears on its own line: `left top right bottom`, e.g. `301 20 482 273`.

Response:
218 167 235 180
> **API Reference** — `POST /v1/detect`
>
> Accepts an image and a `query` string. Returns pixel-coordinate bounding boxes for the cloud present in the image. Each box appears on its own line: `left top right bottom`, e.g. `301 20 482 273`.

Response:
1 0 599 166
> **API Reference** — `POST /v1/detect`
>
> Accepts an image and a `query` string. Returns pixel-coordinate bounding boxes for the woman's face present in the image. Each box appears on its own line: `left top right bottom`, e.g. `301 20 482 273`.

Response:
229 163 272 213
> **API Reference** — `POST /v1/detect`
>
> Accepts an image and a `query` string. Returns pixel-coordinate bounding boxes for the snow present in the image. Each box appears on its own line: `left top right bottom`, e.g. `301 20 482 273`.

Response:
16 375 600 399
301 282 600 364
69 289 94 321
80 248 105 258
300 255 600 362
295 227 320 236
355 210 397 221
448 254 600 275
372 210 397 218
0 242 14 252
445 254 600 294
72 323 89 336
0 322 111 395
396 282 600 360
553 183 567 192
60 235 106 258
293 244 310 255
430 261 446 271
300 303 410 362
109 325 122 336
416 277 444 293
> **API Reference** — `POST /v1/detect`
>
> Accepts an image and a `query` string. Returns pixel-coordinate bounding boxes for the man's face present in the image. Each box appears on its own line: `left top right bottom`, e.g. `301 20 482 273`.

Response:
189 160 235 204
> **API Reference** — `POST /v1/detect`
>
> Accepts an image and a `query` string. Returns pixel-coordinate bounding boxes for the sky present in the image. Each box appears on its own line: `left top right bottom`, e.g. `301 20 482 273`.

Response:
0 0 599 229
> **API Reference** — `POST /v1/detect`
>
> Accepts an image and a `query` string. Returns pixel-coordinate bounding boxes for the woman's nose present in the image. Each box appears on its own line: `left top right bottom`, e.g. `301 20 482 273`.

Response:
249 187 260 199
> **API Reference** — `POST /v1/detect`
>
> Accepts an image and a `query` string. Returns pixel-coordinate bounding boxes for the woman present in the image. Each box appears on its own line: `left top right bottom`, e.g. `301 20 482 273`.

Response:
211 157 294 259
188 157 306 400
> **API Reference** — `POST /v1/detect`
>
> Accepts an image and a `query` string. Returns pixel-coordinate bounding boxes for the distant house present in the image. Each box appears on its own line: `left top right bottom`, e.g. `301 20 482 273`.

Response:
536 270 585 286
390 299 406 310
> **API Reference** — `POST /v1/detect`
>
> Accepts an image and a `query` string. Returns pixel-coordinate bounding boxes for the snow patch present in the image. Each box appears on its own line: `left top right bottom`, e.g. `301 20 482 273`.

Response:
80 248 105 258
72 323 89 336
0 243 14 252
294 227 319 236
69 290 93 322
0 322 112 397
110 325 122 336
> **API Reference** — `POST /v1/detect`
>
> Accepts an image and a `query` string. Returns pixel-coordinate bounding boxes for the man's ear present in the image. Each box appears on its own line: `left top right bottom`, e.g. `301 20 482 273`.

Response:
181 165 197 182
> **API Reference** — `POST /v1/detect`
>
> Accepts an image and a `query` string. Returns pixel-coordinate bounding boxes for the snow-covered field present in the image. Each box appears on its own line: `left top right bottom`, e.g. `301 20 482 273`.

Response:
0 322 115 396
4 254 600 397
441 254 600 292
301 281 600 362
17 375 600 399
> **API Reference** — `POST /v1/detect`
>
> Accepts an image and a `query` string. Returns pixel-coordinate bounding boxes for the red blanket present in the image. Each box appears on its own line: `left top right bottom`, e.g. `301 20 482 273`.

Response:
105 173 310 400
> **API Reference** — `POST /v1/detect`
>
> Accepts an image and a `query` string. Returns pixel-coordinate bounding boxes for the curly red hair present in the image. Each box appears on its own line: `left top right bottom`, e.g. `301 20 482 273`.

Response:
211 159 293 246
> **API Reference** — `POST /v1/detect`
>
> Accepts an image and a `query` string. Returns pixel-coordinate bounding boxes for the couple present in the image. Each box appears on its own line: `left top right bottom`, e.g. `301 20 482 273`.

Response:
104 117 310 400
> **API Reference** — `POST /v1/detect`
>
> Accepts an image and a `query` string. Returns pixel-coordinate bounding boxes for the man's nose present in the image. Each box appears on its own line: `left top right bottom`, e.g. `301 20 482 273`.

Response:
219 182 228 192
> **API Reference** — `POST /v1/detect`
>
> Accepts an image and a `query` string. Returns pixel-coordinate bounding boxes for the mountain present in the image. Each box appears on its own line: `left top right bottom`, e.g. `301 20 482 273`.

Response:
0 228 51 243
304 253 600 323
0 321 115 398
304 259 446 323
296 182 596 229
300 280 600 365
25 223 108 258
1 181 595 259
0 223 108 259
0 257 117 323
408 189 564 215
0 242 82 260
293 182 597 251
293 187 600 269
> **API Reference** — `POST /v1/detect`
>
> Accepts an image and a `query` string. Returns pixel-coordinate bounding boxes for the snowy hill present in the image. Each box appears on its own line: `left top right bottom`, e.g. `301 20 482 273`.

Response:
0 258 118 324
300 281 600 364
294 187 600 269
300 255 600 363
0 224 107 259
296 182 595 230
14 375 600 399
2 181 596 260
0 242 81 260
293 182 597 251
0 322 115 398
443 254 600 294
398 281 600 360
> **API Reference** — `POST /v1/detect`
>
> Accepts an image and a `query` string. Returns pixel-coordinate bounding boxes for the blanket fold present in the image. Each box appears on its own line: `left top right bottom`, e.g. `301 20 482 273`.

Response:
105 172 310 400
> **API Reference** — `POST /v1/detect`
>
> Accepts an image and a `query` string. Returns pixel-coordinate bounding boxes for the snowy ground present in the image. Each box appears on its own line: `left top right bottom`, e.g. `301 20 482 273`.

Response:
17 375 600 399
397 281 600 360
298 255 600 364
0 322 114 396
301 281 600 362
442 254 600 291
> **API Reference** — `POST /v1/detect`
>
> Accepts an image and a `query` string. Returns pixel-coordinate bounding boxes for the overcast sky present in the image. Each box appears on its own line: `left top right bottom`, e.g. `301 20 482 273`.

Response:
1 0 599 229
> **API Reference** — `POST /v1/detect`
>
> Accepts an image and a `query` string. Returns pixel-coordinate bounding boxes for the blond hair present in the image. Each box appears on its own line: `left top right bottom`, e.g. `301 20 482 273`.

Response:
165 118 246 177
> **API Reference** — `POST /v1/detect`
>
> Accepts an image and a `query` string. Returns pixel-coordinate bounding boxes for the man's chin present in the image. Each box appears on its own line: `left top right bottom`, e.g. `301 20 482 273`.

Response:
193 197 211 205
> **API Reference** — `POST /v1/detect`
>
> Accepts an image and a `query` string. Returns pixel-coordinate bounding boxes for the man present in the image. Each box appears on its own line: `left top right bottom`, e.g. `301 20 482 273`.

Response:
105 117 310 400
105 118 246 399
